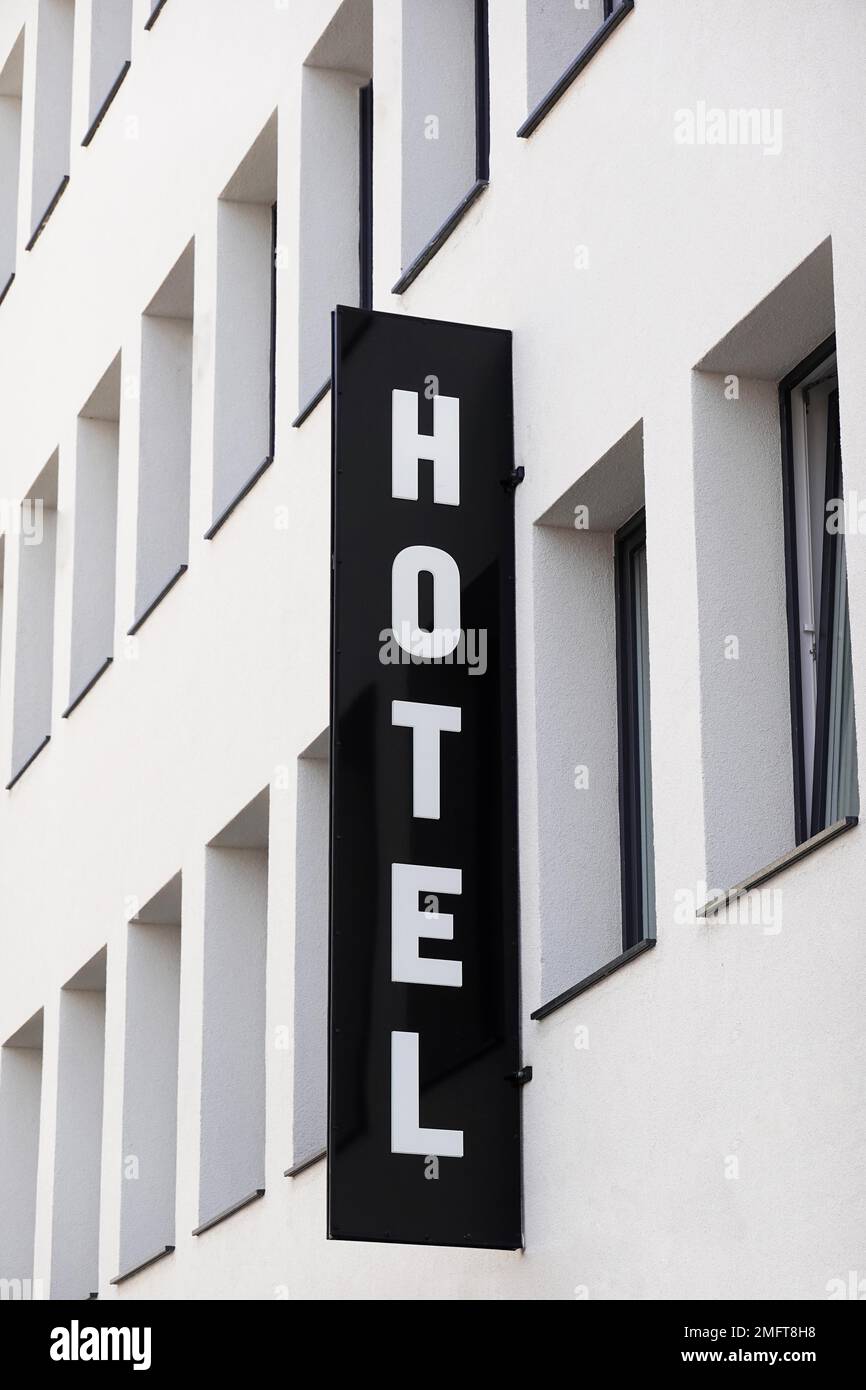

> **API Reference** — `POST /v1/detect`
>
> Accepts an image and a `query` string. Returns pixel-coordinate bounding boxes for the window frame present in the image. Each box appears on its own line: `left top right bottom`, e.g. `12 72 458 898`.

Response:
81 59 130 148
518 0 634 140
811 384 844 833
391 0 490 294
145 0 170 31
614 506 653 950
269 201 278 458
779 333 859 844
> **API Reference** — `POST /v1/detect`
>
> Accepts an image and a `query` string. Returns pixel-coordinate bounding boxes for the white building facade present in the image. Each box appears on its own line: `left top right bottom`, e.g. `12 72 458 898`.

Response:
0 0 864 1301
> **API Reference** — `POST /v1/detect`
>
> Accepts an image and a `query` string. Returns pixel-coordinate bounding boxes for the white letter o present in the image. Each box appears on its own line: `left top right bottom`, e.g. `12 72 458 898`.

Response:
392 545 461 659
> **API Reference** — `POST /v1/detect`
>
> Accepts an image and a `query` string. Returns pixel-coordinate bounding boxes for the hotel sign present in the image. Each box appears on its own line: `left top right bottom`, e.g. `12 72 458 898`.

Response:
328 306 522 1249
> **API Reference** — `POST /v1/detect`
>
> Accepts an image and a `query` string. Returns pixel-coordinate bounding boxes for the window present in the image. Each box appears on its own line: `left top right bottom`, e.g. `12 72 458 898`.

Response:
29 0 75 247
395 0 489 293
66 355 120 715
691 239 838 893
531 421 655 1017
781 338 859 841
83 0 132 147
0 30 25 299
615 509 655 947
119 875 182 1280
10 456 58 787
132 241 194 633
519 0 634 139
296 0 373 419
199 791 269 1230
291 732 329 1172
209 114 278 536
0 1011 43 1297
51 950 106 1300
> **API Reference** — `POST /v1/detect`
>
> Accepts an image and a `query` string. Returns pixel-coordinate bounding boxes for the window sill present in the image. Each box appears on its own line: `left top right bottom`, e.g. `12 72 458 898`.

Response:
205 457 273 540
145 0 170 30
26 175 70 251
391 179 489 295
62 657 113 719
0 271 14 309
6 735 51 791
517 1 635 140
110 1244 174 1286
128 563 188 636
531 936 655 1021
698 816 858 919
284 1149 325 1178
82 61 131 148
293 378 330 429
192 1188 264 1236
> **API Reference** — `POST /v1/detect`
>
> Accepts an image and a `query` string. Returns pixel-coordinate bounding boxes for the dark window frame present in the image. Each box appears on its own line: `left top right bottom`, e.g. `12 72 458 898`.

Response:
82 59 131 148
145 0 170 31
391 0 490 294
269 200 278 458
518 0 634 140
26 175 70 252
615 507 652 950
811 385 844 833
779 333 850 845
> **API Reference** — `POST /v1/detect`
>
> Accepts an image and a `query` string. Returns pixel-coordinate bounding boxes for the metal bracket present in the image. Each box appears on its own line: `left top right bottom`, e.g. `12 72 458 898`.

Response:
501 465 525 493
506 1065 533 1087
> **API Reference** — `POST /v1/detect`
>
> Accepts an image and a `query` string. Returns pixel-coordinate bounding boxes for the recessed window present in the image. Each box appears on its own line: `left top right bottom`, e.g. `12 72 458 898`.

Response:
292 732 329 1171
0 1011 44 1298
691 238 850 895
615 509 655 947
84 0 132 146
520 0 634 138
210 114 278 535
51 950 107 1300
67 355 120 713
782 339 859 840
29 0 75 244
0 30 25 296
532 422 655 1014
11 456 58 785
395 0 489 292
120 874 182 1278
200 791 269 1228
297 0 373 418
132 241 194 632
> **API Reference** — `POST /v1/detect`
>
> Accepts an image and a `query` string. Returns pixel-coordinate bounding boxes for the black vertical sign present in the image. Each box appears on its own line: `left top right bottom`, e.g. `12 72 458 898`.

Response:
328 306 521 1249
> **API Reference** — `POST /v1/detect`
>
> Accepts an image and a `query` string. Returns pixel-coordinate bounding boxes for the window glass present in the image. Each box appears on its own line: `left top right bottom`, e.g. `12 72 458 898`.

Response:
616 509 655 946
788 354 859 835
